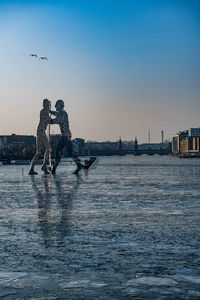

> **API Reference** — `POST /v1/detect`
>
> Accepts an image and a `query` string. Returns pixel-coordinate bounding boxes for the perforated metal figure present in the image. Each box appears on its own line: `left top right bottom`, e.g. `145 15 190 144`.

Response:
29 99 52 175
50 99 83 174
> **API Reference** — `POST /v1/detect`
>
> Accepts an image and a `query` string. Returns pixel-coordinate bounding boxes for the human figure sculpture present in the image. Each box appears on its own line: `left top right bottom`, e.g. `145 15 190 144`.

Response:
29 99 52 175
50 99 83 174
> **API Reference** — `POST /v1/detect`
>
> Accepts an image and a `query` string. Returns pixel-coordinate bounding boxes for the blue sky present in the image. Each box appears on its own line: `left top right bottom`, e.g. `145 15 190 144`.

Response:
0 0 199 142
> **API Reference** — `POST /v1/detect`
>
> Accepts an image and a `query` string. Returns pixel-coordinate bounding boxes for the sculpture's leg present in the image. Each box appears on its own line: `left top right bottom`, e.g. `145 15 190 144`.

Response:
41 135 51 174
29 151 41 175
50 136 65 174
64 137 83 174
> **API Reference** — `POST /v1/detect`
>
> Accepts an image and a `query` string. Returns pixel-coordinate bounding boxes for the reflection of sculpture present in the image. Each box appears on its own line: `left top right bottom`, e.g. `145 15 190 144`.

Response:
30 174 82 247
50 100 83 174
30 175 52 247
29 99 51 175
54 175 82 238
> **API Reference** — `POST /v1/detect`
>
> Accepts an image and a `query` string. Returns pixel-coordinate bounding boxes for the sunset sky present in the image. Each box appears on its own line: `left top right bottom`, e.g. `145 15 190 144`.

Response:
0 0 199 142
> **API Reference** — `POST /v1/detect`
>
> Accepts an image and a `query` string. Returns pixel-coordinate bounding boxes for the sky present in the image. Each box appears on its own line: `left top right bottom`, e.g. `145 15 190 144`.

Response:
0 0 199 142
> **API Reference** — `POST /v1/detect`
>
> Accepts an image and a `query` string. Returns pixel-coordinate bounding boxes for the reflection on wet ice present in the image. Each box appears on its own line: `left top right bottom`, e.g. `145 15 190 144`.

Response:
30 175 83 247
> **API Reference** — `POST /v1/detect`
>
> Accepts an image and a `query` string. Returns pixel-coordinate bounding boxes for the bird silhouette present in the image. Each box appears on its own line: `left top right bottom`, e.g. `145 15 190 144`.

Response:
39 57 48 61
29 54 37 58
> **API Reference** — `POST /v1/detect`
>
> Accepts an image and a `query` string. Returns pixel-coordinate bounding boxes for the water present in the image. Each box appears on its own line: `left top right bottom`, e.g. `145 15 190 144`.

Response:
0 155 200 299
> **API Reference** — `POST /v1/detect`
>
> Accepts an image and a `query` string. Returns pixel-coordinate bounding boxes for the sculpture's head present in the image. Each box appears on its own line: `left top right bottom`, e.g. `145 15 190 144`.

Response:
55 99 64 111
43 98 51 110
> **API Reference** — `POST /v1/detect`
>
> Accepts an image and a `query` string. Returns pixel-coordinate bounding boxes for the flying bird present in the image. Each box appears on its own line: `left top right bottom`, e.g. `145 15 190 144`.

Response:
29 54 37 58
39 57 48 61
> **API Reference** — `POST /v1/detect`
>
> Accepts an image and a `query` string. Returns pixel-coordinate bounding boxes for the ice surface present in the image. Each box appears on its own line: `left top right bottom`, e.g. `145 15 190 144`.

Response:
0 155 200 299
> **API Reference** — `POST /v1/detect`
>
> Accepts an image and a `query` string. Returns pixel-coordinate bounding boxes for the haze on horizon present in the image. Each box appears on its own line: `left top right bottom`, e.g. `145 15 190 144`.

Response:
0 0 199 143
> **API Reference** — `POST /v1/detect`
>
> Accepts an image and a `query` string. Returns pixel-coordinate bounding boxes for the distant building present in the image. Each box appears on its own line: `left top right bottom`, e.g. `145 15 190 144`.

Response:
0 134 35 159
189 128 200 137
171 131 188 153
86 140 118 155
0 134 35 149
180 136 200 154
0 136 7 151
172 128 200 155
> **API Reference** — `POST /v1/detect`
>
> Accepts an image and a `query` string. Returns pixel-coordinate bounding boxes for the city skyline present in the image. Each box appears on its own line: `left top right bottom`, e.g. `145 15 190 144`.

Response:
0 0 199 143
0 127 196 144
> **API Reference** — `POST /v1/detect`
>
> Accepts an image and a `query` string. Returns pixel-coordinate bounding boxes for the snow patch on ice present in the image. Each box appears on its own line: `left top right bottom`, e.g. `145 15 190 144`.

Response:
126 276 177 286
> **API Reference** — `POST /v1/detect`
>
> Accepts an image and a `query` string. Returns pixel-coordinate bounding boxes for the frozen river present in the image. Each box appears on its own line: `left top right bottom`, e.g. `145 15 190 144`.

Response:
0 155 200 299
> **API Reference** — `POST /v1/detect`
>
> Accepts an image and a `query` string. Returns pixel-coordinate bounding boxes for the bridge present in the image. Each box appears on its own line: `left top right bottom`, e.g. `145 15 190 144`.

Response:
132 149 171 156
89 149 171 156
